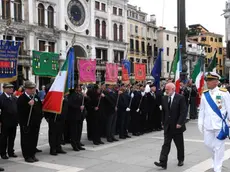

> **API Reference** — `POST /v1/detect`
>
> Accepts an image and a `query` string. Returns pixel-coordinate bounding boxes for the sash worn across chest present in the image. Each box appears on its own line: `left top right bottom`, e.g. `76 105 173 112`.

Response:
204 91 229 140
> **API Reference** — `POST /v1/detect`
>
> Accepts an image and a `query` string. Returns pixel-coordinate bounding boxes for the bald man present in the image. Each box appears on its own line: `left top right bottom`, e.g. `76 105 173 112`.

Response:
154 83 187 169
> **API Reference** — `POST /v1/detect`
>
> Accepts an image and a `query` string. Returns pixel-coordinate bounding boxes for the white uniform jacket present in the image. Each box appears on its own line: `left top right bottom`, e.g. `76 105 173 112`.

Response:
198 87 230 130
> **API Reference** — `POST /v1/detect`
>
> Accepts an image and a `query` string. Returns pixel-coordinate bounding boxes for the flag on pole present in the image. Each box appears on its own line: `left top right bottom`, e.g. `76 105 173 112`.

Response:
43 48 74 114
191 57 204 103
79 59 96 84
122 59 131 83
105 63 118 85
134 63 146 81
172 45 182 93
151 48 163 90
208 50 217 72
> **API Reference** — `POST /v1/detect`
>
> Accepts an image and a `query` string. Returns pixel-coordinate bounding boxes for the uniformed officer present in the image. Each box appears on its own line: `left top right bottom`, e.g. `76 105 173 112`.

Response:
198 72 230 172
17 81 43 163
0 83 18 160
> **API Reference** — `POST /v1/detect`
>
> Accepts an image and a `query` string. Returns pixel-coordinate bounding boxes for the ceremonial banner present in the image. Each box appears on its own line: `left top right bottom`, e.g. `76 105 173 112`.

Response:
32 51 59 77
122 60 131 83
0 40 21 83
134 63 146 81
79 59 96 84
105 63 118 85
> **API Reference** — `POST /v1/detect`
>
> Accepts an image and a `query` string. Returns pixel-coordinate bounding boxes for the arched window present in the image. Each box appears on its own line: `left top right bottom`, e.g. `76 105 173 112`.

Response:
95 19 100 38
47 6 54 28
14 0 22 22
113 24 117 41
38 3 45 26
119 25 123 42
2 0 11 20
102 21 106 39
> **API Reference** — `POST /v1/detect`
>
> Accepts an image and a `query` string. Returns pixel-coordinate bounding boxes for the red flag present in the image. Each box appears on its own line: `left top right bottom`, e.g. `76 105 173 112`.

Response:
134 63 146 81
105 63 118 85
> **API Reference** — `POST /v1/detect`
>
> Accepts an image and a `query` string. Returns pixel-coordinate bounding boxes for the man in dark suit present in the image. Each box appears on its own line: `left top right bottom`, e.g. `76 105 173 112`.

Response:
17 81 43 163
154 83 187 169
0 83 18 160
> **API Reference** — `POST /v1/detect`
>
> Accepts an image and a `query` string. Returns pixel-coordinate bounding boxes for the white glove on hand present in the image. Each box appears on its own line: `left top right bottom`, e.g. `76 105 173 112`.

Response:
159 105 162 110
126 108 131 112
198 124 203 134
131 93 134 98
141 92 145 96
136 108 140 112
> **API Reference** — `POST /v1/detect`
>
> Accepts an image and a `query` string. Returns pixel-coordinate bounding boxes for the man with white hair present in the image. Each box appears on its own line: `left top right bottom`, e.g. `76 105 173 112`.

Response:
154 83 187 169
198 72 230 172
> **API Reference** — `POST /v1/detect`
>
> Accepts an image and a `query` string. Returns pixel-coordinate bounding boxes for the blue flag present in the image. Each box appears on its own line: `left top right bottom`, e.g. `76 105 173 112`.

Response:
151 48 163 90
67 47 75 90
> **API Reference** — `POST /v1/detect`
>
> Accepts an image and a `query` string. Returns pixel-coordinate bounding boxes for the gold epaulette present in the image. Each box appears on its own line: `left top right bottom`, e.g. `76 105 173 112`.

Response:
203 89 209 93
219 88 227 92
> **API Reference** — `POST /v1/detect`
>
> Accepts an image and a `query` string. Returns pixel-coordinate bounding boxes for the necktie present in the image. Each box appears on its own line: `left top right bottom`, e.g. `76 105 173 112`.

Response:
168 96 171 110
9 96 12 100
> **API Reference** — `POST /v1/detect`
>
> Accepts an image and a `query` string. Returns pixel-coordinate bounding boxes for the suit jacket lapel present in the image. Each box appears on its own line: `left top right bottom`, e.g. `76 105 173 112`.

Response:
171 94 177 109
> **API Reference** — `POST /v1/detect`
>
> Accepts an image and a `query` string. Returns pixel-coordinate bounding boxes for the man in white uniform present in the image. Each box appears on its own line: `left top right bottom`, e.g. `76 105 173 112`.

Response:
198 72 230 172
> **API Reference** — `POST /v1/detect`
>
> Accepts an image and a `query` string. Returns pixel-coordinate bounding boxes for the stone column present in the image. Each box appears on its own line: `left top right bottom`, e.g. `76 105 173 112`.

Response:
11 1 14 21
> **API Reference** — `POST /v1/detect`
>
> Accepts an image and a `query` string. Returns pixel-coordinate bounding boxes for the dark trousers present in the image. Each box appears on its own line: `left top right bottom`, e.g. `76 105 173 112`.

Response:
86 115 93 140
159 132 185 164
77 120 83 144
68 120 82 148
0 125 17 156
64 120 70 143
140 112 147 133
106 113 117 139
118 111 126 137
20 124 40 159
131 111 140 134
91 112 101 142
124 112 131 136
48 118 64 151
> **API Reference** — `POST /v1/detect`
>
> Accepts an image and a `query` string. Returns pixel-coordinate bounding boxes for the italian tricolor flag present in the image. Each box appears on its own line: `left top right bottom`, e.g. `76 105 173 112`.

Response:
191 58 204 104
42 59 68 114
172 45 182 93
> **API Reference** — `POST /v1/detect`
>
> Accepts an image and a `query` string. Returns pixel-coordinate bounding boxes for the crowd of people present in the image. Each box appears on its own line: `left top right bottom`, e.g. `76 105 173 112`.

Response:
0 77 202 171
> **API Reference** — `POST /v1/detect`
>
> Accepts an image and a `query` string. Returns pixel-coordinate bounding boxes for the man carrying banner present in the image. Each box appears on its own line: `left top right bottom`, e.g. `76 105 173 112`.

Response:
198 72 230 172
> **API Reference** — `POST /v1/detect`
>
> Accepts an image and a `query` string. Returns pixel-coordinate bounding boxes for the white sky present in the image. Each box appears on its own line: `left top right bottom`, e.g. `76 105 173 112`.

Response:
130 0 226 37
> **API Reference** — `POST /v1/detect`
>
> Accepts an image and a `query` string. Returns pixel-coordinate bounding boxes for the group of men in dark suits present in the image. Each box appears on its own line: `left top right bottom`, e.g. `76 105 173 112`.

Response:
0 79 189 171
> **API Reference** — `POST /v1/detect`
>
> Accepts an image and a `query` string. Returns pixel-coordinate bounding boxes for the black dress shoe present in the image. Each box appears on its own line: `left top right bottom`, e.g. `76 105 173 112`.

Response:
9 153 18 158
0 167 4 171
1 155 8 159
93 141 100 145
154 161 167 169
98 140 104 144
125 135 131 138
112 138 119 141
77 146 86 150
32 156 39 162
25 157 34 163
50 150 58 156
80 143 85 146
57 149 67 154
107 138 113 142
35 148 42 153
73 147 80 151
119 136 126 139
178 161 184 166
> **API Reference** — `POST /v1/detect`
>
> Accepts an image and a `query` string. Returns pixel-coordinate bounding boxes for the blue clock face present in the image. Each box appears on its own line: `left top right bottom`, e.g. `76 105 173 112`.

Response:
67 0 85 26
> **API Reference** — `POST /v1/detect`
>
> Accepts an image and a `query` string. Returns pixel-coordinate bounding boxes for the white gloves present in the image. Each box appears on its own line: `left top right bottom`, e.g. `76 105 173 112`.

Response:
198 124 203 134
131 93 134 98
159 105 162 110
126 108 131 112
136 108 140 112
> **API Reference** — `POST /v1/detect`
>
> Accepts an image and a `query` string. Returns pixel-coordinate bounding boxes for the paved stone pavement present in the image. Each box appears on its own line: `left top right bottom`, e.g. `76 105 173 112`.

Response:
1 120 230 172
